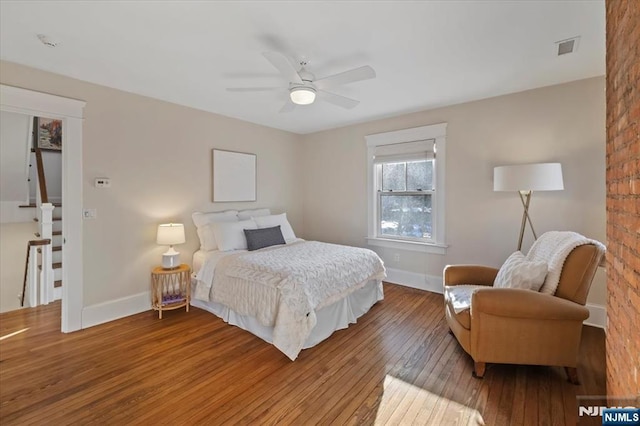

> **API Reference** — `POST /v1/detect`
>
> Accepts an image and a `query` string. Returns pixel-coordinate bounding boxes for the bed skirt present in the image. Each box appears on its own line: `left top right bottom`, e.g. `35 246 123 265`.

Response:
190 279 384 352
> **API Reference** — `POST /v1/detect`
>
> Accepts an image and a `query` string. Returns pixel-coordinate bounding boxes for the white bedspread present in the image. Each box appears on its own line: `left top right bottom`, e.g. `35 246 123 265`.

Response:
195 240 386 360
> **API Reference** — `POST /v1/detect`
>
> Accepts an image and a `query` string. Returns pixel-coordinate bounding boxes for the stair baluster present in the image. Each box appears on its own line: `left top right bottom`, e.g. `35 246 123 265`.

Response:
39 203 55 304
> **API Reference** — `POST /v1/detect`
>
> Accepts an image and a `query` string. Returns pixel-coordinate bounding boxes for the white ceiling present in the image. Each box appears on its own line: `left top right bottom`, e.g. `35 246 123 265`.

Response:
0 1 605 135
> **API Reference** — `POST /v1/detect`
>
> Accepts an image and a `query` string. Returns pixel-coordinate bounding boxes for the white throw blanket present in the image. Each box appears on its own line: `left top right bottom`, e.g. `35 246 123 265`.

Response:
526 231 606 295
197 240 386 360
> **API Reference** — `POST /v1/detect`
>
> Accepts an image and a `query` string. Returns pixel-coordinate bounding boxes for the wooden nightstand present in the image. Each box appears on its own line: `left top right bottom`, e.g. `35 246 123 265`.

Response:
151 264 191 319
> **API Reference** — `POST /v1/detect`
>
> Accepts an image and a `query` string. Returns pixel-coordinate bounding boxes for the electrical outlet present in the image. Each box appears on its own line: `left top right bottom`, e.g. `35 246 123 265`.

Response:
393 253 400 262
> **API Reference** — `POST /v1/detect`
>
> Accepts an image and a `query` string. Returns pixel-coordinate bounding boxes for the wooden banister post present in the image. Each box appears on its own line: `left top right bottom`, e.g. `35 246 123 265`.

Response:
22 239 50 307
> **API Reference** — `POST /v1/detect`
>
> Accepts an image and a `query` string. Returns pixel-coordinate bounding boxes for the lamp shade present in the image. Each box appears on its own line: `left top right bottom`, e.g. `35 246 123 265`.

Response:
290 87 316 105
493 163 564 192
156 223 185 245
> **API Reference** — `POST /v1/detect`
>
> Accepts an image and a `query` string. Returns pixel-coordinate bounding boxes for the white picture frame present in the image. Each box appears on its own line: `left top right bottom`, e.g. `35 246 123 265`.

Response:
212 149 257 202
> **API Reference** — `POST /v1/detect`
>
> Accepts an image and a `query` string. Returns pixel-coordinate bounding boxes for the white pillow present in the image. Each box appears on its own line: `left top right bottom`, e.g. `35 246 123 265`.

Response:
494 251 548 291
237 208 271 220
253 213 296 242
212 219 257 251
192 210 238 250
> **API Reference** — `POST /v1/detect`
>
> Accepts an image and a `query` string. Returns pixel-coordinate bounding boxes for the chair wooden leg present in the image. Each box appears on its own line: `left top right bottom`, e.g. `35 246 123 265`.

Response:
473 362 486 379
565 367 580 385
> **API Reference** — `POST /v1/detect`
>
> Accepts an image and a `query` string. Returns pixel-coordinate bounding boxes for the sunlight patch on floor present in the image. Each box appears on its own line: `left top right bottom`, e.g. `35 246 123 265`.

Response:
0 327 29 341
374 374 484 425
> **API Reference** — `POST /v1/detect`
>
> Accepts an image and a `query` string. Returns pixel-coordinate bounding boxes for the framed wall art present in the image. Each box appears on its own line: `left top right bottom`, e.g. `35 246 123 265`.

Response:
212 149 257 202
35 117 63 151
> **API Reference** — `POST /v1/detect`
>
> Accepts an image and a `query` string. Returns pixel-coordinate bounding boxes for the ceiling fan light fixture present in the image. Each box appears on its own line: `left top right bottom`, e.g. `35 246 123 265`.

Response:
290 87 316 105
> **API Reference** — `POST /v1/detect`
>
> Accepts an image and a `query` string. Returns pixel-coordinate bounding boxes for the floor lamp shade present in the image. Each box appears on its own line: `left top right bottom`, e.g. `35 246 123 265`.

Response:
493 163 564 192
157 223 185 269
493 163 564 251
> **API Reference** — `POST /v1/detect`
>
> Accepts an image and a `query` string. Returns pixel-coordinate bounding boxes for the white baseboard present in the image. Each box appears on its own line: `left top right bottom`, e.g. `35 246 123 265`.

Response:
81 291 151 329
585 303 606 329
53 286 61 301
385 267 607 329
385 268 443 294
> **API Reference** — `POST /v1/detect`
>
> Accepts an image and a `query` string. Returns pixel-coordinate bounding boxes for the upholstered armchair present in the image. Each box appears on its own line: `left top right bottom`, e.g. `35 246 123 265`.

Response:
443 235 604 384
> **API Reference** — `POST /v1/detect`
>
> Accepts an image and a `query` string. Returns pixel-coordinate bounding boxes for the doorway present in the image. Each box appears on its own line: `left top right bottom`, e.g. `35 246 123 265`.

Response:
1 84 85 332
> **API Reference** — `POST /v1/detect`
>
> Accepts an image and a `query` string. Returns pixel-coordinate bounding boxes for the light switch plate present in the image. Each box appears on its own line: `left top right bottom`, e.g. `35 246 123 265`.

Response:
83 209 97 219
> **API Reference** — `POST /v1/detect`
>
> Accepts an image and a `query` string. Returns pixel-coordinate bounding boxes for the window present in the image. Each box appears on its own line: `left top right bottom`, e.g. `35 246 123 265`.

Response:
366 123 447 254
378 159 434 241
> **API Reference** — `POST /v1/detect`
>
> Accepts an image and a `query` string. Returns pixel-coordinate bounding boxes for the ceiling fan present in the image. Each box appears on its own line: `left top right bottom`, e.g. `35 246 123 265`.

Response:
226 52 376 112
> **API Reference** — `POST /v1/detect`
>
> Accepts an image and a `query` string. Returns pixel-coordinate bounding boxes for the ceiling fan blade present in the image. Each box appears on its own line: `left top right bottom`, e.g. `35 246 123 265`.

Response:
262 52 303 84
226 87 282 92
314 65 376 90
279 101 296 113
317 90 360 109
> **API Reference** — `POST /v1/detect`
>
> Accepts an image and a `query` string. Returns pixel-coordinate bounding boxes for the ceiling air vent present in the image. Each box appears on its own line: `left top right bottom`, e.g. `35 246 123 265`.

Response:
556 36 580 56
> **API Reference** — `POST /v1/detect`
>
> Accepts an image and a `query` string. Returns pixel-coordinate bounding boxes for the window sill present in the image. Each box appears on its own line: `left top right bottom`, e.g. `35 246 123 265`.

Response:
366 237 448 255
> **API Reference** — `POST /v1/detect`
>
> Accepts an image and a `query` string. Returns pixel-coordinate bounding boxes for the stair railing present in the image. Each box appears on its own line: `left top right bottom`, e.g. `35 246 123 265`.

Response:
22 238 51 307
34 148 49 204
33 148 48 224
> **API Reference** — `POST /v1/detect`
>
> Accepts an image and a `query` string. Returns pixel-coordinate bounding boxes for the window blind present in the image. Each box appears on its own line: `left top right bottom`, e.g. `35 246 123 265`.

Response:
373 139 435 164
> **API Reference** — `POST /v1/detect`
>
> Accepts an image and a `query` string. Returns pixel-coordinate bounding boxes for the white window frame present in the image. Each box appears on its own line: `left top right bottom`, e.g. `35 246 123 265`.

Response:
366 123 447 254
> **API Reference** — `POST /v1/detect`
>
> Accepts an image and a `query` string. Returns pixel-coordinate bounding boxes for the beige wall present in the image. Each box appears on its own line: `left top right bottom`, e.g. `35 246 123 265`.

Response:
0 60 606 311
0 61 304 307
301 77 606 305
0 111 30 203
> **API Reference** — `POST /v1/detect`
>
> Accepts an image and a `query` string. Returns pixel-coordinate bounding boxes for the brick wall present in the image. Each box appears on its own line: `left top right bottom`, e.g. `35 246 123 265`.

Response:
605 0 640 399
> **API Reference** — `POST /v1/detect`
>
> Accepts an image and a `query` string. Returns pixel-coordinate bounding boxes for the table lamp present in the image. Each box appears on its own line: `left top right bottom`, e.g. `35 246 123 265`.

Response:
156 223 185 269
494 163 564 251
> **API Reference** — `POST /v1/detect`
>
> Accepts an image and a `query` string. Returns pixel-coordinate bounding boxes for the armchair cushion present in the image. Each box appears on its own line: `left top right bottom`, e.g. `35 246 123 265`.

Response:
444 284 487 316
493 251 547 291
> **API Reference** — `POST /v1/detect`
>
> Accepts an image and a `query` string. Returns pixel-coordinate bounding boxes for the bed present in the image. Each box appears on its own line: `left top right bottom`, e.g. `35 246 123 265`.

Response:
190 209 385 360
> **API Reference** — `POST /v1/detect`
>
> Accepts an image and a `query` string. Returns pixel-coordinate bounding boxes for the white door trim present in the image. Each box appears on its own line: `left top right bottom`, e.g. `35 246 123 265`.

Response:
1 84 85 332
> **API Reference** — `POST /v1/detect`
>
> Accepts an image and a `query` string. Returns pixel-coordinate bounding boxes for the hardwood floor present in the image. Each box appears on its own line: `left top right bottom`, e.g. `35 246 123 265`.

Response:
0 284 605 425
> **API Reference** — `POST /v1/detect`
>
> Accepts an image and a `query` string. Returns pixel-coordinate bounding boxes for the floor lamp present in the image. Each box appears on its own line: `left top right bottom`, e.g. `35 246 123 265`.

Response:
494 163 564 251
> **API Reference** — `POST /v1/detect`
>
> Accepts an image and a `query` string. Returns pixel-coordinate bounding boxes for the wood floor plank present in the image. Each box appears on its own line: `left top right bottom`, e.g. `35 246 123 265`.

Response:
296 305 437 423
368 306 449 424
0 284 606 425
523 366 541 426
261 292 435 424
215 290 412 424
510 365 528 426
